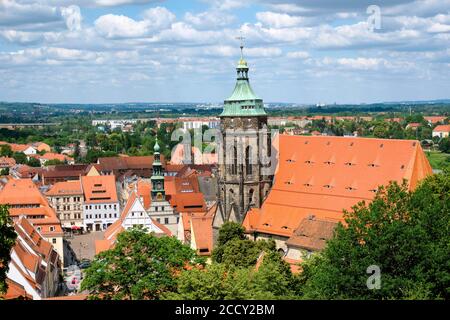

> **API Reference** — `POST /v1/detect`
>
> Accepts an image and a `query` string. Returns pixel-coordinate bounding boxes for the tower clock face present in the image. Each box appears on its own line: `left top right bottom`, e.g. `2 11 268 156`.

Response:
157 181 162 189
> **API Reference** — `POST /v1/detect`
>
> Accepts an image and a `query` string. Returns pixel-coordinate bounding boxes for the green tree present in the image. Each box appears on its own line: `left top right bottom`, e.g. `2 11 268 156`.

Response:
26 157 41 167
12 152 27 164
81 227 203 300
438 137 450 153
221 238 276 268
0 205 17 295
0 144 12 157
43 159 64 166
212 222 246 263
0 168 9 175
165 251 299 300
299 172 450 299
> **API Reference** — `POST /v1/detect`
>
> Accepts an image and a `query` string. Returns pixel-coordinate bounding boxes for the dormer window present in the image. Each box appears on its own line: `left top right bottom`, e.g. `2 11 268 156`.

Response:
304 183 312 187
368 163 378 167
324 161 334 165
281 226 289 230
369 189 377 193
344 162 355 166
305 160 313 164
346 186 356 191
323 184 333 189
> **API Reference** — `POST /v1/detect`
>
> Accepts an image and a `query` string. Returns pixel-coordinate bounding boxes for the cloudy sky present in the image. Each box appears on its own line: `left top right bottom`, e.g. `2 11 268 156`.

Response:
0 0 449 104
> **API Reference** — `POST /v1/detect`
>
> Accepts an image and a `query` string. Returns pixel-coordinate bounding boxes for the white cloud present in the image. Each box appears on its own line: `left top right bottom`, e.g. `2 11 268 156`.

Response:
287 51 310 59
94 7 174 39
95 14 150 38
142 6 175 29
256 12 303 28
184 11 235 29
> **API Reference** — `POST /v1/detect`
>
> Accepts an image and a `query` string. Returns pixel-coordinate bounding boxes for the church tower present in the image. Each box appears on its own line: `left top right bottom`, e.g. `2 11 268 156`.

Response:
150 137 165 201
213 38 273 238
147 137 179 236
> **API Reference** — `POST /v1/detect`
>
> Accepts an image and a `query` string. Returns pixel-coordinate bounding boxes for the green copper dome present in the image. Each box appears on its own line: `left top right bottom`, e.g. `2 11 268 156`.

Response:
221 49 267 117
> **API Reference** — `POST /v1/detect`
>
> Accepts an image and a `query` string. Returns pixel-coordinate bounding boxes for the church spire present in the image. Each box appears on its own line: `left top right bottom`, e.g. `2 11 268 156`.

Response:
220 33 266 117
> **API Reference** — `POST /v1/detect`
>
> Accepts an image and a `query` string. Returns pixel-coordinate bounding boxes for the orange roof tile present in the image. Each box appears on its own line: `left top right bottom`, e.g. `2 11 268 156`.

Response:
0 178 48 206
81 175 118 204
1 278 32 300
191 215 213 255
243 135 432 238
285 217 338 251
40 152 73 162
433 124 450 133
424 116 446 124
45 180 83 196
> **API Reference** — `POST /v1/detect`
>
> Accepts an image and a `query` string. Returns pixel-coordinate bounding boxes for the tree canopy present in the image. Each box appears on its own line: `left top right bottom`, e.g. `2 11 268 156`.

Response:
298 172 450 300
81 227 203 300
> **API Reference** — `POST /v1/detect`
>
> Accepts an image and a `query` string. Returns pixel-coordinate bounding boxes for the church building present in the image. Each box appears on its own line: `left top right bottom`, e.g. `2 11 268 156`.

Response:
213 40 273 241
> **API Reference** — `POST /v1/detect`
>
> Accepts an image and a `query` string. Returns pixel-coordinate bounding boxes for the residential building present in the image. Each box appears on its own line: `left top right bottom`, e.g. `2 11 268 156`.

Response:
81 175 120 231
432 124 450 138
0 178 64 264
424 116 446 125
97 155 165 179
0 156 16 169
36 153 75 166
8 143 37 155
181 117 220 130
285 216 338 261
406 122 421 130
45 180 84 231
30 142 52 153
178 203 216 257
95 191 172 255
41 164 91 185
4 217 60 300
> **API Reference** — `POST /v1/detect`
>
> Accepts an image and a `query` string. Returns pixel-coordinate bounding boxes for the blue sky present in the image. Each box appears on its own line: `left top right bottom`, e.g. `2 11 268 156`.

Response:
0 0 449 104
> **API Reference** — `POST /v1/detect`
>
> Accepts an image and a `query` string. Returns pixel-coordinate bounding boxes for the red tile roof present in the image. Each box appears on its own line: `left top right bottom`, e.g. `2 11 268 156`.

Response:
285 217 338 251
243 135 432 238
45 180 83 196
1 278 32 300
433 124 450 133
81 175 118 204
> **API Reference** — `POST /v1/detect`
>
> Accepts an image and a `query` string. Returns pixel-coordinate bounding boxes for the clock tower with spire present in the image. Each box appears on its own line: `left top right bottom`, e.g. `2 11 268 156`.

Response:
213 36 274 239
147 136 179 236
150 137 165 201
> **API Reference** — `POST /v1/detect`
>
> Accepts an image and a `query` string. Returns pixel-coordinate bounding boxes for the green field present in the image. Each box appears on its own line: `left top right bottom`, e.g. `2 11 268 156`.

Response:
425 151 450 170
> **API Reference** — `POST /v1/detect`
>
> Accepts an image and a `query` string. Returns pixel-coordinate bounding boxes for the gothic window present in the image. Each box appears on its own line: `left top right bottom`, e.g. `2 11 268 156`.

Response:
231 146 237 175
245 145 252 175
248 188 254 205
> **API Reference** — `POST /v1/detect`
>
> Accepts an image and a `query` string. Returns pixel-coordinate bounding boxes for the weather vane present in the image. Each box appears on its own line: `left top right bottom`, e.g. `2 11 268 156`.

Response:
236 31 245 59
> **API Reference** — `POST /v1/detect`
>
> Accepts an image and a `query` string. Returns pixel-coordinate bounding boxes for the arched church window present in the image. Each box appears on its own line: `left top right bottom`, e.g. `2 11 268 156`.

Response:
231 146 237 175
248 188 254 205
